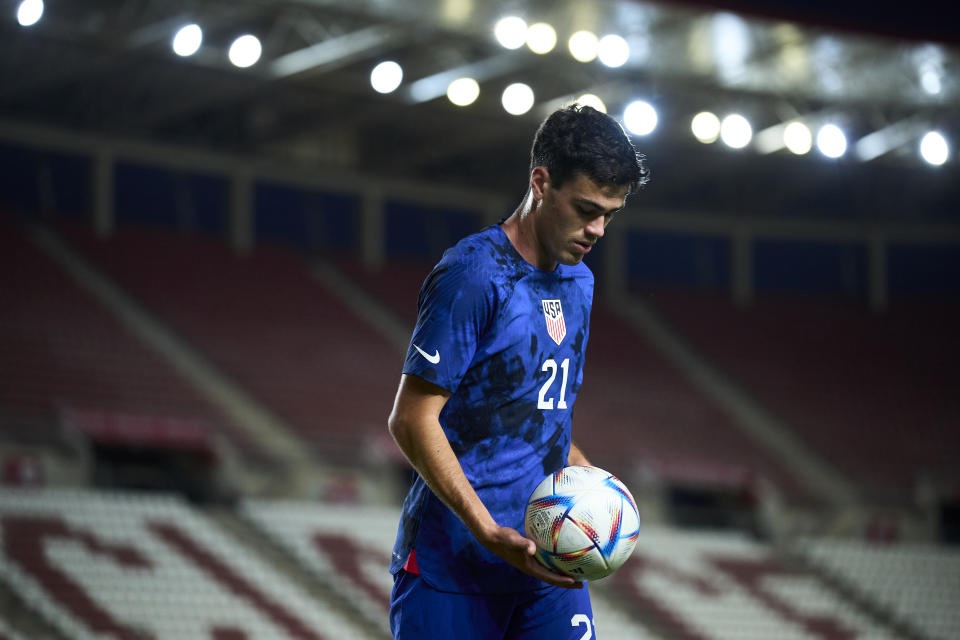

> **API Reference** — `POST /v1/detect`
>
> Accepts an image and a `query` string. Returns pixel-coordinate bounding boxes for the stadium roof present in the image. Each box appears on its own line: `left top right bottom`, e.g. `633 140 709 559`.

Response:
1 0 957 211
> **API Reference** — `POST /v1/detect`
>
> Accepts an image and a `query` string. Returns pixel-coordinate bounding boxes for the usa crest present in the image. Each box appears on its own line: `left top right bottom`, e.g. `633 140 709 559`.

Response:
541 299 566 345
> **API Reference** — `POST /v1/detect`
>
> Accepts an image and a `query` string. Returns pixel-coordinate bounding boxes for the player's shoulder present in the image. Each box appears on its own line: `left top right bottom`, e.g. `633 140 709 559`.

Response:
432 225 520 282
417 227 510 306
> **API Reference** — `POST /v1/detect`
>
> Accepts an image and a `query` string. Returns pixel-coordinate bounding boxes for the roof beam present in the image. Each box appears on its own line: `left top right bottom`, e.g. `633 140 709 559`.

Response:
404 53 525 104
269 24 399 78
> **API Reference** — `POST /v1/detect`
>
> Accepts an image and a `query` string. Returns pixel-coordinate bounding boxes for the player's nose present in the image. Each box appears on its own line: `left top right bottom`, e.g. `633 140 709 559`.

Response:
585 215 605 240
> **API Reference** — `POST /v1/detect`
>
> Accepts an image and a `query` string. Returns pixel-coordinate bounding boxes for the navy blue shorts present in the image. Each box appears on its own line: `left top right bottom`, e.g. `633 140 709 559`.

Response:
389 570 596 639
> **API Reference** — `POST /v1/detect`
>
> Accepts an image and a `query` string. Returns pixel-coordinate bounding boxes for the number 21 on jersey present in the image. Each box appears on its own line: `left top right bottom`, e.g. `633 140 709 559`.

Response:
538 358 569 410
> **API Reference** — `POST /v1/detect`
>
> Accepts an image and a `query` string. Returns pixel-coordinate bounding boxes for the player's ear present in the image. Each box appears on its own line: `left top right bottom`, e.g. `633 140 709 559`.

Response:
530 166 550 201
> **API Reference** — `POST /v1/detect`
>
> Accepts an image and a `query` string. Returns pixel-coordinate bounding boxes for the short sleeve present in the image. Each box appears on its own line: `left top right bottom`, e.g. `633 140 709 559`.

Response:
402 257 496 394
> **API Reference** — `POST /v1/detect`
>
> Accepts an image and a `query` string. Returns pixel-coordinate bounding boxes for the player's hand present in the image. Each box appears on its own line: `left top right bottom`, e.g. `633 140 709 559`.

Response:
475 524 583 589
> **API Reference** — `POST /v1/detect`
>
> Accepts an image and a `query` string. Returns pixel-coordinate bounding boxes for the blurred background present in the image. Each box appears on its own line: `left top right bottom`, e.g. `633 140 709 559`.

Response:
0 0 958 638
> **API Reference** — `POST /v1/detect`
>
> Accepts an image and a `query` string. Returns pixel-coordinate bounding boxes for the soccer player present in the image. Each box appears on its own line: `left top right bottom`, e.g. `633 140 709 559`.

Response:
387 104 648 639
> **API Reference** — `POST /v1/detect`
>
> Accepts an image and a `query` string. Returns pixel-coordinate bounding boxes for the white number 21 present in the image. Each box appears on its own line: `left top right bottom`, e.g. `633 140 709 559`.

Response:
537 358 569 410
571 614 593 640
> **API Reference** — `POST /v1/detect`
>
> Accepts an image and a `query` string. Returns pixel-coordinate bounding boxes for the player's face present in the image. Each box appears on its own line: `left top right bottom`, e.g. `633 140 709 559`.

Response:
535 171 628 268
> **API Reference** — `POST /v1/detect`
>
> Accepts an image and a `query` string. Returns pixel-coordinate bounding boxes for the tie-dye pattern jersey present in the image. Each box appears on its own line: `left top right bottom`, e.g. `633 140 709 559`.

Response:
391 224 595 593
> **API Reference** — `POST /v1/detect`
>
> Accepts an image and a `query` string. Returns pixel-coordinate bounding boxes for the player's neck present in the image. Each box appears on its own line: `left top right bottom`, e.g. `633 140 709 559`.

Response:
502 191 556 272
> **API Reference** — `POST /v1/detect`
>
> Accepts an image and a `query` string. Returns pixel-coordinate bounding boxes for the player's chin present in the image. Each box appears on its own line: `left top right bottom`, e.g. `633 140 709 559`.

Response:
559 250 586 266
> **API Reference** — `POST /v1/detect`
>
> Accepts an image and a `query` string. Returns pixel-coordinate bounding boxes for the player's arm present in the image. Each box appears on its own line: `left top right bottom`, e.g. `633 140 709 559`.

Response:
388 373 581 589
568 439 592 467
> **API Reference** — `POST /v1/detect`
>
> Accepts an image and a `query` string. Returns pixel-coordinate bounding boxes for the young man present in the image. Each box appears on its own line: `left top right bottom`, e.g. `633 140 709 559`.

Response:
387 105 648 639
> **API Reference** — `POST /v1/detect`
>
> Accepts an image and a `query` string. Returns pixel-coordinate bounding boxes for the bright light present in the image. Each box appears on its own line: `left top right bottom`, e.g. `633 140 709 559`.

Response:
370 60 403 94
502 83 534 115
526 22 557 54
920 131 949 166
447 77 480 106
494 16 527 50
816 124 847 158
597 34 630 68
915 45 945 97
720 114 752 149
691 111 720 143
783 121 812 155
623 101 658 136
920 68 942 95
172 24 203 57
16 0 43 27
568 31 599 63
576 94 606 113
228 34 262 68
712 12 751 81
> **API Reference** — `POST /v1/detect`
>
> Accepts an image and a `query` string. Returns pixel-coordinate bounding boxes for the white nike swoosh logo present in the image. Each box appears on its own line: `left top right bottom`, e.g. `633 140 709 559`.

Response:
413 344 440 364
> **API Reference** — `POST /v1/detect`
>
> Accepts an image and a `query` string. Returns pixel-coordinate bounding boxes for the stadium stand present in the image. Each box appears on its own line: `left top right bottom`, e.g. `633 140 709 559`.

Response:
240 501 399 636
57 225 402 463
640 290 960 504
0 222 244 459
577 303 808 498
797 537 960 640
0 488 381 639
605 526 904 640
328 256 428 329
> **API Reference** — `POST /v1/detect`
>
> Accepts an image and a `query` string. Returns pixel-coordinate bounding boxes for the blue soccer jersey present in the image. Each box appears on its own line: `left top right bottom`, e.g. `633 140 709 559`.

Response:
390 224 595 594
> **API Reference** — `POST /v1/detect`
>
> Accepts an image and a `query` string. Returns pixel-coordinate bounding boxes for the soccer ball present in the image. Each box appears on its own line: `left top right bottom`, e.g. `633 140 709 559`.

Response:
524 465 639 581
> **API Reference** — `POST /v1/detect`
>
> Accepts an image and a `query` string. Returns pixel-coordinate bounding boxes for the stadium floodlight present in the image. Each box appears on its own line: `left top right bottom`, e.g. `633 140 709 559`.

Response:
172 24 203 57
720 114 752 149
623 100 657 136
494 16 527 50
783 121 812 155
526 22 557 54
502 83 535 115
597 34 630 68
16 0 43 27
576 94 606 113
712 12 751 82
370 60 403 94
447 77 480 106
915 45 945 96
568 31 599 63
816 123 847 158
920 68 942 95
920 131 949 166
228 34 262 68
691 111 720 143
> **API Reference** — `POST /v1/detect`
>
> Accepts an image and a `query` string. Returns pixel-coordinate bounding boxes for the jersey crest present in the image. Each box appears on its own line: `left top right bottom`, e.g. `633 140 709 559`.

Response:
541 299 566 345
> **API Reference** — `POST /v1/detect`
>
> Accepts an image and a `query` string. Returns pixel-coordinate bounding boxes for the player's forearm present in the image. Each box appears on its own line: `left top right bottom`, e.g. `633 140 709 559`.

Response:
388 413 497 538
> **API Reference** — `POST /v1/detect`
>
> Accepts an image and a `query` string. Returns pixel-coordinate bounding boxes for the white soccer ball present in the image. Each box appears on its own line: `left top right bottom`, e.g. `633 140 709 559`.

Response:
524 465 640 581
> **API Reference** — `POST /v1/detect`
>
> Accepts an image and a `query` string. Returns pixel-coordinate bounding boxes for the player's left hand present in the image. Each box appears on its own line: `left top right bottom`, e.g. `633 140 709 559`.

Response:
475 524 583 589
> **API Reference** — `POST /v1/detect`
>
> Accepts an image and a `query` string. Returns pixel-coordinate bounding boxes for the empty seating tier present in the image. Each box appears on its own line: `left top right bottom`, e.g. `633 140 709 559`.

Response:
645 291 960 503
0 488 379 639
0 223 239 451
798 537 960 640
60 226 401 460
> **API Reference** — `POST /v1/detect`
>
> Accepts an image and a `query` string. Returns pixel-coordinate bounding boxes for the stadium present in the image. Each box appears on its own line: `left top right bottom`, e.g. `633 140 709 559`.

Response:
1 0 958 638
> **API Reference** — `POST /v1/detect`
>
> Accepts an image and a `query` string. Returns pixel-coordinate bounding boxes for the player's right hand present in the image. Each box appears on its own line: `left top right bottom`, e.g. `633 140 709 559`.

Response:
475 524 583 589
